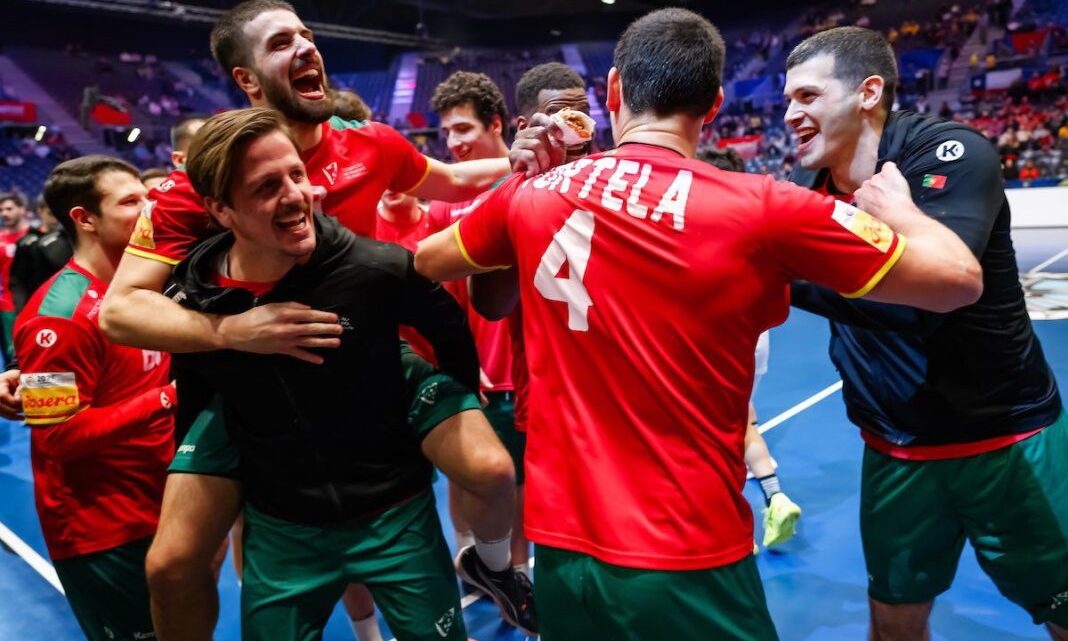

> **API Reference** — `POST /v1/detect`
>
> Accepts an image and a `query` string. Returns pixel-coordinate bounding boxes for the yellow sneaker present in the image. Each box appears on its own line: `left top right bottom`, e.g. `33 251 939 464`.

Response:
762 492 802 548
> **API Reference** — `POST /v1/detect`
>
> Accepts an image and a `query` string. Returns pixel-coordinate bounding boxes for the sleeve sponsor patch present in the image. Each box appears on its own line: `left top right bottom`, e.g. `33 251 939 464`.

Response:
831 200 894 253
20 372 80 425
129 200 157 250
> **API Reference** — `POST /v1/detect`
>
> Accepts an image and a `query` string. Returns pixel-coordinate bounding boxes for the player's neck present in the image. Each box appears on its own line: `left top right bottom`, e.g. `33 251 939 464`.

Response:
379 202 423 226
828 113 885 194
288 120 324 152
72 242 121 283
615 113 704 158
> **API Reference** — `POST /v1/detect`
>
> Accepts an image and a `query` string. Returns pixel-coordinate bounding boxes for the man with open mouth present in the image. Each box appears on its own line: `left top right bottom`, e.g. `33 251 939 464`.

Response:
783 26 1068 641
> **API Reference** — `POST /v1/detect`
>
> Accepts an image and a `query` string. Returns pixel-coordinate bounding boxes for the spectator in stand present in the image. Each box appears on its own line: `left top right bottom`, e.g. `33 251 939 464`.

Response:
1003 156 1021 180
1019 159 1040 181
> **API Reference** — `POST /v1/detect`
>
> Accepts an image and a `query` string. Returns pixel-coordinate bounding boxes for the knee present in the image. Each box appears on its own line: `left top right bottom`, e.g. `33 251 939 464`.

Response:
470 445 517 495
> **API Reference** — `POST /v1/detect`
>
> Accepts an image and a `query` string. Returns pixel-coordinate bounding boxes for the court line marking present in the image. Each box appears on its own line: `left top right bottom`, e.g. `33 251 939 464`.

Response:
758 380 843 434
1028 246 1068 275
0 519 64 594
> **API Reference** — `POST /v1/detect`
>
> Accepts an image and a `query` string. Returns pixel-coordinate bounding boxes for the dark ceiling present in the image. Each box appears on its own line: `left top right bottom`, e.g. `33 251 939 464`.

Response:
180 0 809 46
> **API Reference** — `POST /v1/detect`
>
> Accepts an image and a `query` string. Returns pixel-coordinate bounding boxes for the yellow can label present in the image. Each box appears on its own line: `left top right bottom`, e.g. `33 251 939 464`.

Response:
21 372 81 425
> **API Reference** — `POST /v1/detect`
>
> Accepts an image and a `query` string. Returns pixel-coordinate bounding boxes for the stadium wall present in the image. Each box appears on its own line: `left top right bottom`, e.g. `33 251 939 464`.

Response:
1008 187 1068 228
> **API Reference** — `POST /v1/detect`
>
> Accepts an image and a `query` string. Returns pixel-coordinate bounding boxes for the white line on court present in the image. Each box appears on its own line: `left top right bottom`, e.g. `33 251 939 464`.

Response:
1029 247 1068 275
758 380 843 435
0 519 64 594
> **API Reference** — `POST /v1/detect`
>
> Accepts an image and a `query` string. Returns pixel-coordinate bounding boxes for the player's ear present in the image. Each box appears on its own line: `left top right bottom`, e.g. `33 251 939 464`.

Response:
490 114 504 138
515 115 528 131
859 75 885 113
703 87 725 125
606 67 622 114
233 66 262 100
204 197 235 230
68 206 95 234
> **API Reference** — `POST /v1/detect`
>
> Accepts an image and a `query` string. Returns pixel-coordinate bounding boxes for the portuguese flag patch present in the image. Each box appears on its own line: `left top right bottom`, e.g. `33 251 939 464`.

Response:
922 174 947 189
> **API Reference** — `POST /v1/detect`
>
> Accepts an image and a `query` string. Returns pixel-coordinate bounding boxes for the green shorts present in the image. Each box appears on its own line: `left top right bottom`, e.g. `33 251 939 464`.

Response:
241 490 466 641
167 394 239 477
483 391 526 485
535 545 778 641
167 356 482 478
861 410 1068 626
52 537 155 641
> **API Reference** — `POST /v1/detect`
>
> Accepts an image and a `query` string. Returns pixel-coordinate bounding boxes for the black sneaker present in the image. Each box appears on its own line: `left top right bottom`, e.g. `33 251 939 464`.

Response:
454 545 538 635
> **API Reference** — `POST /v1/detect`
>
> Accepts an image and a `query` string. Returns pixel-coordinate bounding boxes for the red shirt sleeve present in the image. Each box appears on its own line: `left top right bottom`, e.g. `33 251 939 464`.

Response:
17 316 104 426
761 176 905 298
17 316 176 461
375 124 431 194
455 174 524 269
125 174 211 266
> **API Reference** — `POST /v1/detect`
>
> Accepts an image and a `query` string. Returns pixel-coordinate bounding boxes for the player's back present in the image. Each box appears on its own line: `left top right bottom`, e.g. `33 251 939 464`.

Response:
458 141 896 568
499 144 795 568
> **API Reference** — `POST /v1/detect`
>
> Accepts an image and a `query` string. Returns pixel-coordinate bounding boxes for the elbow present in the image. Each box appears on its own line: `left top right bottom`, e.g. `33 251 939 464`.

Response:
413 249 443 282
98 296 124 342
932 262 984 313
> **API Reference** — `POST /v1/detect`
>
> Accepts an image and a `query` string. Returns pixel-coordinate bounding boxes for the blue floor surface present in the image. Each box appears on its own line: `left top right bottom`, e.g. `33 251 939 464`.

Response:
2 237 1066 640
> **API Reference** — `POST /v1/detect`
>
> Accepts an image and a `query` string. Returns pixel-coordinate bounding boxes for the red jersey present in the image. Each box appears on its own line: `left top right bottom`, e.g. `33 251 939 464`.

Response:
15 261 175 560
126 117 430 265
428 199 514 392
375 204 432 253
0 227 29 312
456 144 906 570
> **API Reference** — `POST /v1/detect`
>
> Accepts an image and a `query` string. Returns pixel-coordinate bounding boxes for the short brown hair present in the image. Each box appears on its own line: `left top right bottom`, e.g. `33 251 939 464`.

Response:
787 27 898 113
333 89 371 122
614 8 725 117
140 167 169 184
431 71 508 130
210 0 295 77
186 107 298 205
43 155 139 241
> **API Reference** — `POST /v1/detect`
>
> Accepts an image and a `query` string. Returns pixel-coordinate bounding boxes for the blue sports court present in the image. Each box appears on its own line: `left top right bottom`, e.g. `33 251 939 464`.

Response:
1 228 1065 641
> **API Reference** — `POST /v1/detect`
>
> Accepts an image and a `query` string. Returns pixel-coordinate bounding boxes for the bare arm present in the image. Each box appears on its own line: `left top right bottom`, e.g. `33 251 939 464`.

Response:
856 163 983 312
101 253 343 363
407 113 567 202
414 224 494 283
409 157 512 202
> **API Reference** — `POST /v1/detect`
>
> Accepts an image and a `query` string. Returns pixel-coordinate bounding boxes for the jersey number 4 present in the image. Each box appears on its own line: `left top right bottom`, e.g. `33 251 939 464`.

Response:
534 209 594 331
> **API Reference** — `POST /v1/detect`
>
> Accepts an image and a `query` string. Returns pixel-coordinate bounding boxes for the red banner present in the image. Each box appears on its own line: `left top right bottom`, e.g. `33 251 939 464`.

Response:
1010 29 1048 55
717 134 762 159
91 102 132 126
0 101 37 123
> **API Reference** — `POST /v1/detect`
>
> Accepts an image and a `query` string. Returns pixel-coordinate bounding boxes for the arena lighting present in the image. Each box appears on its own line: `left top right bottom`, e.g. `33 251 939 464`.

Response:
127 127 141 144
602 0 616 4
34 126 46 142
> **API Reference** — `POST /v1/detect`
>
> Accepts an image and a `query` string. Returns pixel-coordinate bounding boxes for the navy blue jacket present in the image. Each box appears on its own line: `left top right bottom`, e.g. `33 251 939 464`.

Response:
790 110 1060 448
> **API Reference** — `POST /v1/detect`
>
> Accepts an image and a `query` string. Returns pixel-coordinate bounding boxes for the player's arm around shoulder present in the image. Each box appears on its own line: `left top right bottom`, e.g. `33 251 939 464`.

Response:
855 162 983 312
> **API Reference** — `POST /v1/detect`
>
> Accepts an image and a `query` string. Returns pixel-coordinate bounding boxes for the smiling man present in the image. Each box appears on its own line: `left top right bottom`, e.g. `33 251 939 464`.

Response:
169 107 527 641
80 2 537 639
783 27 1068 641
15 156 175 641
